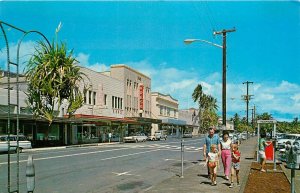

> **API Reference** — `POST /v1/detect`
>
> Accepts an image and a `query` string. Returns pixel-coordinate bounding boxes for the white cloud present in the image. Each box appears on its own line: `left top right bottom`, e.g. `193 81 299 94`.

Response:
291 93 300 102
126 59 300 121
0 40 36 73
76 52 109 72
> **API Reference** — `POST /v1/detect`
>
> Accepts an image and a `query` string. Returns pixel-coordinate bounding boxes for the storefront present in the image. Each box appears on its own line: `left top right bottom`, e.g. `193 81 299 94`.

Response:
126 117 162 137
160 118 186 138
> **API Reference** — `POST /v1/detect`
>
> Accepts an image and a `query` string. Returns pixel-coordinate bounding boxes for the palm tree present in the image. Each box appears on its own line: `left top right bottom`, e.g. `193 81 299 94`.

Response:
192 84 218 133
25 35 86 124
192 84 203 133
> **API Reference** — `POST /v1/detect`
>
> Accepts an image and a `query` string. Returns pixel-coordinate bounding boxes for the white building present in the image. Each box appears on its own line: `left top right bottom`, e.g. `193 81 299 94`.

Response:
179 108 200 136
103 64 152 119
151 92 186 136
76 66 124 118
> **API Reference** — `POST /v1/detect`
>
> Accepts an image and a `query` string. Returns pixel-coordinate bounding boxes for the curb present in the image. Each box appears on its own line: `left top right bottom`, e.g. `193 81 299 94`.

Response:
23 142 120 152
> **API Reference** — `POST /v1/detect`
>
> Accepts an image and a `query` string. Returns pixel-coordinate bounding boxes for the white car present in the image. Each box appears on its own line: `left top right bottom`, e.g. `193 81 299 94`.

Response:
277 134 300 150
0 135 32 153
123 133 148 143
154 130 167 140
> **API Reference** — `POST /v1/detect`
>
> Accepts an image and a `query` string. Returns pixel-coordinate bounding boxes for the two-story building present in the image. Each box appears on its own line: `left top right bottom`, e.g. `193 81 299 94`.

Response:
151 92 186 137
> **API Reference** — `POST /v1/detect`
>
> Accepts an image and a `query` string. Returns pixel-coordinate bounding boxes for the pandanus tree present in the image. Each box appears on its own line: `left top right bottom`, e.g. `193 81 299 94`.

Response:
25 25 86 124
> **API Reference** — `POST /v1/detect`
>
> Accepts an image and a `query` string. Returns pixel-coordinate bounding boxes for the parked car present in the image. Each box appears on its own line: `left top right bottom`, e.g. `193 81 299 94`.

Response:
123 133 148 143
154 130 167 140
183 132 193 138
0 135 32 153
277 134 300 150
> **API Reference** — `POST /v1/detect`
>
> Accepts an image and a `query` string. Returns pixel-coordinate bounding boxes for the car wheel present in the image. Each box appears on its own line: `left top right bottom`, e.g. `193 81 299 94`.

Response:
16 147 23 153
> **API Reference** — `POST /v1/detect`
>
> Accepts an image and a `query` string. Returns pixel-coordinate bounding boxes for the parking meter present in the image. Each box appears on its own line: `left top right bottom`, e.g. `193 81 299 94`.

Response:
285 140 300 169
292 141 300 169
26 155 35 193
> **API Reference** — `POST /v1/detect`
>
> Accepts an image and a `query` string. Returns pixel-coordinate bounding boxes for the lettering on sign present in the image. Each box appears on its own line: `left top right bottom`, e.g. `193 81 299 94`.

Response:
139 85 144 110
257 120 277 124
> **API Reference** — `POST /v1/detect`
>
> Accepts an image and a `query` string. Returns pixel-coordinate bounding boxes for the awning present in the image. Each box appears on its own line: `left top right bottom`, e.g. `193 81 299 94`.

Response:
161 118 186 125
126 117 162 124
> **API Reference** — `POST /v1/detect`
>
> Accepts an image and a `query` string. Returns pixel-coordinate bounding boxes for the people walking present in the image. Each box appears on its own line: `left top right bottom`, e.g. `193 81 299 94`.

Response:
207 144 219 186
203 127 221 178
220 131 232 180
258 132 271 172
229 143 241 188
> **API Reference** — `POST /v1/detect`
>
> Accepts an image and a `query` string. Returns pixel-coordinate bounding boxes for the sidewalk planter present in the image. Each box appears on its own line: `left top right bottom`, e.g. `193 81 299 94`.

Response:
244 162 290 193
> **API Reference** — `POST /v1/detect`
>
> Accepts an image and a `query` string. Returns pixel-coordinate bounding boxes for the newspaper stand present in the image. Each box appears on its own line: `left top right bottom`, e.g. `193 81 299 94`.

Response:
257 120 277 170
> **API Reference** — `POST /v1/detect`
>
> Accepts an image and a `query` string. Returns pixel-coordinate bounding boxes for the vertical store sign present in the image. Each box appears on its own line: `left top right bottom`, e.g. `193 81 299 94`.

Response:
139 84 144 110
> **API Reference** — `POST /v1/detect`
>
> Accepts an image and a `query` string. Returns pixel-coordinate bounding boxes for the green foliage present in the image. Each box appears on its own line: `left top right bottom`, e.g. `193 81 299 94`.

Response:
277 118 300 134
231 112 300 134
192 84 219 133
25 38 86 124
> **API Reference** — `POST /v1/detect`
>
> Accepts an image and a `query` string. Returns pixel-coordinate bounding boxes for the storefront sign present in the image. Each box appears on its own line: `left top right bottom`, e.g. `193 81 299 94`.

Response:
139 85 144 110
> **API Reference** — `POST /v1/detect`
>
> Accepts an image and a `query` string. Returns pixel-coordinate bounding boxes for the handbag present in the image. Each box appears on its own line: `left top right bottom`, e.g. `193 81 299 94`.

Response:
208 161 216 168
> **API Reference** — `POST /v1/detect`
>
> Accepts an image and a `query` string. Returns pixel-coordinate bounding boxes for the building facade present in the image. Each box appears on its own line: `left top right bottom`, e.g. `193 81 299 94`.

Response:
103 64 157 136
106 64 152 118
178 108 200 136
151 92 186 137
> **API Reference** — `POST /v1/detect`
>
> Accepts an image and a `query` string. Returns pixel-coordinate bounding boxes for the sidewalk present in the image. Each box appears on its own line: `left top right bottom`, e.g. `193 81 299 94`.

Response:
146 137 257 193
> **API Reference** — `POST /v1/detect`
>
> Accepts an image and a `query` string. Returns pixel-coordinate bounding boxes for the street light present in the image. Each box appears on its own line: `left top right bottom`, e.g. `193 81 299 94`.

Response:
184 39 223 48
184 28 236 128
184 38 225 127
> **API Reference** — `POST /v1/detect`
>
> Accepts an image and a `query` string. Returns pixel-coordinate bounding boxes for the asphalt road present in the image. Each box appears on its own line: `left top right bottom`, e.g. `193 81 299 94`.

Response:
0 136 205 193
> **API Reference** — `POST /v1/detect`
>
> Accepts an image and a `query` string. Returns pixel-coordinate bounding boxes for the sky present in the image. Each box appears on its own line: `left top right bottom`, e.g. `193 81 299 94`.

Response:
0 1 299 122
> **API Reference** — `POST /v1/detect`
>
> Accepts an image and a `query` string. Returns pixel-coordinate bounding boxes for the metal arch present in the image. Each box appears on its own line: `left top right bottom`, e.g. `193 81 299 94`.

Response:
0 20 51 193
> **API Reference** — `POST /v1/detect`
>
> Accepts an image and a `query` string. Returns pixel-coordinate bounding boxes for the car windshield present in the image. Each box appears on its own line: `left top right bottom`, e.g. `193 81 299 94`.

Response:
0 136 7 141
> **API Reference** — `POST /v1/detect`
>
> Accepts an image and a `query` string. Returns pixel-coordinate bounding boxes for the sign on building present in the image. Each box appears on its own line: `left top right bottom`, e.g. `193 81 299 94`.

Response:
139 84 144 110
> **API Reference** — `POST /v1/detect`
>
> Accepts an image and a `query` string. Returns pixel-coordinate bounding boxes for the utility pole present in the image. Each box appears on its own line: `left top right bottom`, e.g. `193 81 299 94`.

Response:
214 28 236 128
242 81 253 125
250 106 256 128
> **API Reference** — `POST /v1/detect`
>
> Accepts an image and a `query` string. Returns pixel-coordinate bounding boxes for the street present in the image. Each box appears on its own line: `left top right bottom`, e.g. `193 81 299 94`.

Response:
0 136 204 193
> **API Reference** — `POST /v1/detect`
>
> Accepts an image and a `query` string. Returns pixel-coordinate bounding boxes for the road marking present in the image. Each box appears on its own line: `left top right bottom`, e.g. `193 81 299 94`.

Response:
0 148 160 165
112 171 140 177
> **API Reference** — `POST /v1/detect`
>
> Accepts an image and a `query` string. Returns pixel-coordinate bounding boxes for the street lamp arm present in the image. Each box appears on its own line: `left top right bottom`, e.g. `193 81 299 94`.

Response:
184 39 223 49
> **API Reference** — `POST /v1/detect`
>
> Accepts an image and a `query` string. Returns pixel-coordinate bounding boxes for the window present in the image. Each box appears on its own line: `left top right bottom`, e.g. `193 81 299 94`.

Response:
112 96 115 108
89 91 92 104
84 92 87 104
93 92 96 105
120 98 123 109
104 94 107 105
160 106 163 115
115 97 118 109
167 108 170 116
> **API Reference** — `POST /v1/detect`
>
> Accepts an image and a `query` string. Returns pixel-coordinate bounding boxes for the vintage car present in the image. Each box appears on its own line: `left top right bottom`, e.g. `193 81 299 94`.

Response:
123 133 148 143
0 135 32 153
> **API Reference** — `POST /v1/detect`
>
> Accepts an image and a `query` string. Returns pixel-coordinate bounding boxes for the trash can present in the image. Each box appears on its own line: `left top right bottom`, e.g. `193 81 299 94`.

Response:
265 141 274 161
